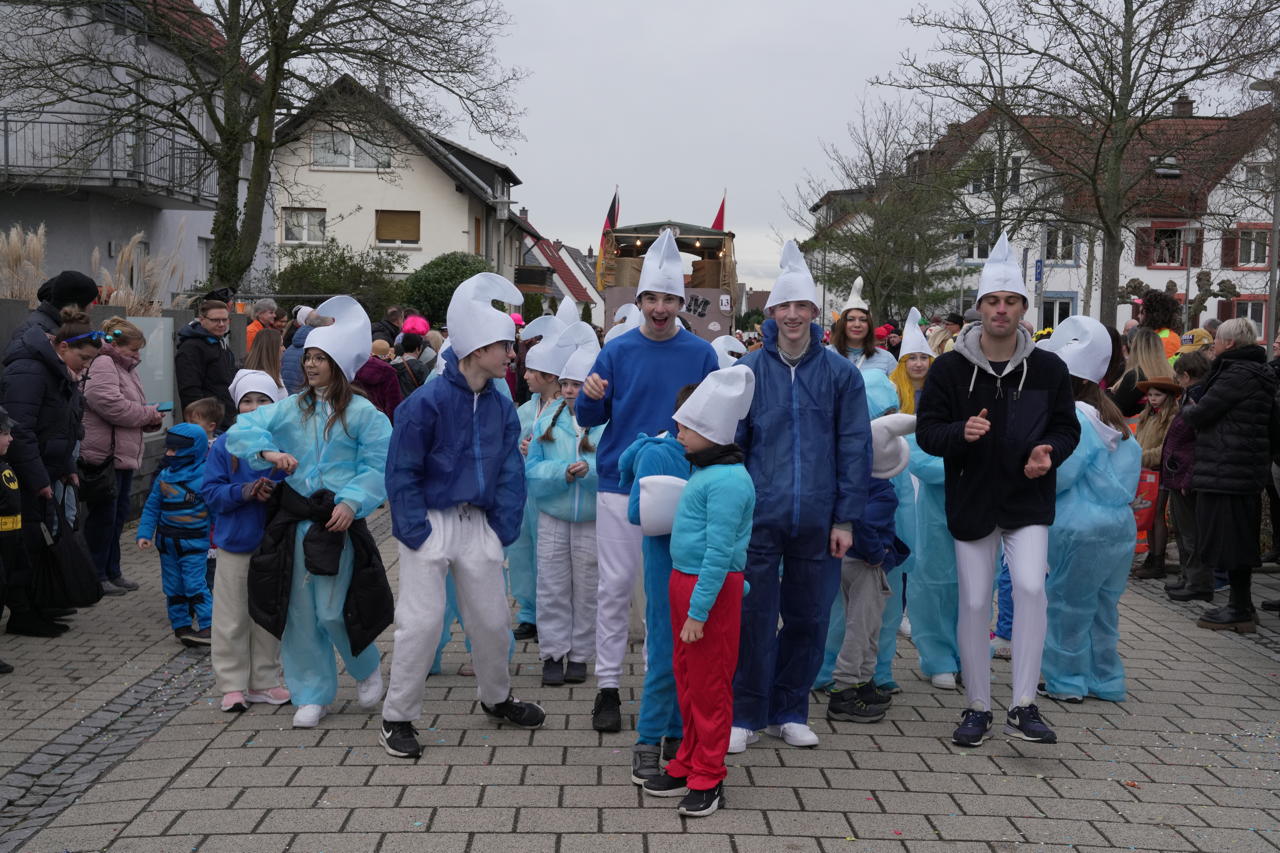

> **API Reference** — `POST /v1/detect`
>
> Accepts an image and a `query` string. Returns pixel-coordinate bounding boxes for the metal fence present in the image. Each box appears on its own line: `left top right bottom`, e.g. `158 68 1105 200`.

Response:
0 109 216 202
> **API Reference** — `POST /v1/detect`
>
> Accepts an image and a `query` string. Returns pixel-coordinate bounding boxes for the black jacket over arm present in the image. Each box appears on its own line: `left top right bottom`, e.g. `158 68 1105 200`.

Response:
1182 345 1277 495
916 338 1080 541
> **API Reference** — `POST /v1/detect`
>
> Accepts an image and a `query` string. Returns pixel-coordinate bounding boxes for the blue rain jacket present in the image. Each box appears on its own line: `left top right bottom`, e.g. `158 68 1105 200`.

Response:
525 400 604 523
201 432 288 553
1042 403 1140 701
281 325 312 395
828 344 898 376
903 435 960 677
669 462 756 623
736 319 871 559
384 347 525 550
138 422 211 541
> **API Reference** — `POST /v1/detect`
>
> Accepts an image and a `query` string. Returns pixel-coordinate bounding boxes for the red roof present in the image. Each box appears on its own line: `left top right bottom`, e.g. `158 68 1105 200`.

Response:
533 239 593 304
150 0 229 55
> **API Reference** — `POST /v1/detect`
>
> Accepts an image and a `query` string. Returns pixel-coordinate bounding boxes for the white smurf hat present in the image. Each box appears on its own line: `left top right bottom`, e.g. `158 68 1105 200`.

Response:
447 272 524 359
636 228 685 301
710 335 746 369
898 307 933 360
870 413 916 479
229 368 287 405
638 474 688 537
522 314 569 375
844 276 868 312
765 240 818 313
673 364 755 446
604 303 642 344
306 295 371 382
554 323 601 383
1037 314 1112 384
975 232 1027 304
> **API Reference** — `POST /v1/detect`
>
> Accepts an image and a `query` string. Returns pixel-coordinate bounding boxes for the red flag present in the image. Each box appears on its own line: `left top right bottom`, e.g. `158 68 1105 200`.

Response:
711 192 726 231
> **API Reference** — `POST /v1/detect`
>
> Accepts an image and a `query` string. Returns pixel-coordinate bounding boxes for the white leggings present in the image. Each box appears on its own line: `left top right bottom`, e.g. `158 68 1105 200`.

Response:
954 525 1048 712
593 492 644 688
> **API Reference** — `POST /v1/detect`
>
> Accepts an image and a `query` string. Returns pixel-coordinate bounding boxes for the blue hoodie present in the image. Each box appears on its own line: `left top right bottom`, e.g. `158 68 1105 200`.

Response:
524 400 604 523
281 325 312 395
735 319 871 558
386 347 525 550
137 422 210 541
575 327 718 495
201 432 287 553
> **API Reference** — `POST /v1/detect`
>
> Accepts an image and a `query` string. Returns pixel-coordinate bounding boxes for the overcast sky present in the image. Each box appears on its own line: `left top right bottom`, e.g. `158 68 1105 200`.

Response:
459 1 919 292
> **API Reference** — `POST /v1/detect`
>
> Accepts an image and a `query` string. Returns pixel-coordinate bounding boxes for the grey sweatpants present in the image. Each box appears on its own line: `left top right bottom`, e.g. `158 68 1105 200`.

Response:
832 557 890 689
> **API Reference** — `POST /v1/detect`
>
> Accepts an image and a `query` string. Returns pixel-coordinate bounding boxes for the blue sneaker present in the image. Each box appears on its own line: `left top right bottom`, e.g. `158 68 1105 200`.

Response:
1004 703 1057 743
952 706 993 747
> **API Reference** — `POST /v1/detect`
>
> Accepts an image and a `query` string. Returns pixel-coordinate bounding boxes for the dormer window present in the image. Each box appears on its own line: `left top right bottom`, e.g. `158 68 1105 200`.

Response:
311 131 390 170
1151 156 1181 178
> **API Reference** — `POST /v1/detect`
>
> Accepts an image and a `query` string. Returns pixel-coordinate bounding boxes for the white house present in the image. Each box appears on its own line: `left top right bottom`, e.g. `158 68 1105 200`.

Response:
272 75 533 283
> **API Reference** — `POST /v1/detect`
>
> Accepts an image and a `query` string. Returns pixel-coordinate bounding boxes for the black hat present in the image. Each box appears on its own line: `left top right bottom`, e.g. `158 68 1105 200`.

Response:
40 270 99 309
944 312 964 326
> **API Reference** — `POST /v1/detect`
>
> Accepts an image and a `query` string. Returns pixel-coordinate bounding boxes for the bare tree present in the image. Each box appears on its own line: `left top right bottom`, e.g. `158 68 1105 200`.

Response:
881 0 1280 326
0 0 523 291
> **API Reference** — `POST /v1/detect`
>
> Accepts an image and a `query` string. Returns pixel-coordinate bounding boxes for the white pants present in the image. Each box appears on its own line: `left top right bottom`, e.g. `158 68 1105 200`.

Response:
536 514 598 663
954 526 1049 712
594 492 645 688
210 549 283 695
383 506 513 721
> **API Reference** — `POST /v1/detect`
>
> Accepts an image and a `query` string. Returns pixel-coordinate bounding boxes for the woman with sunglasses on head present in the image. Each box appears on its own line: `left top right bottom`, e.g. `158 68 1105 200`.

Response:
82 318 165 597
1 309 103 637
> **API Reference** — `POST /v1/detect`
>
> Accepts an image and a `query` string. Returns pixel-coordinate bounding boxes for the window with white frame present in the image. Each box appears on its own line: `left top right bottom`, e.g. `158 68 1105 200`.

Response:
1240 229 1270 266
375 210 420 245
311 131 390 169
1044 224 1075 262
959 224 991 261
1151 227 1183 265
282 208 325 244
1236 299 1265 326
1244 163 1275 189
1040 297 1072 330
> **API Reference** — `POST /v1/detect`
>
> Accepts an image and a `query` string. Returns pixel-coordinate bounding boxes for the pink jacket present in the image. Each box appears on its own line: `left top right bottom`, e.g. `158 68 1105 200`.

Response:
82 344 162 470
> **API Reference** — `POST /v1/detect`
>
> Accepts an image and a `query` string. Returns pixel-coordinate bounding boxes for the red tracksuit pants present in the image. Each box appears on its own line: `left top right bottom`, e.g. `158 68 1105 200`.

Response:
667 570 744 791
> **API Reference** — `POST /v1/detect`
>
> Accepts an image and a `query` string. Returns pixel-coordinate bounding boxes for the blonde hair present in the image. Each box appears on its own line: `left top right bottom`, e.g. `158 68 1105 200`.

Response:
926 325 952 356
888 353 931 414
1126 328 1173 381
102 316 145 346
1217 317 1259 348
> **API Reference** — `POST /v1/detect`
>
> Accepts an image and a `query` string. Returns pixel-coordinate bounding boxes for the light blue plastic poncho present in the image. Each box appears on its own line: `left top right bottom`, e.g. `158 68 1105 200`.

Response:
904 434 959 678
507 391 556 625
525 399 604 523
1041 402 1140 701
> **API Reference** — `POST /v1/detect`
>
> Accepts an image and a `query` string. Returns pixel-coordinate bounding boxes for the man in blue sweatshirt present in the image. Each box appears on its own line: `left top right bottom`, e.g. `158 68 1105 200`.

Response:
577 229 718 734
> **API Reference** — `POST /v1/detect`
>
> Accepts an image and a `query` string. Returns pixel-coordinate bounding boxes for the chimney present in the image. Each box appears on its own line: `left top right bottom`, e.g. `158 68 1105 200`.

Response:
518 206 528 218
553 239 563 251
1173 93 1194 117
587 246 594 259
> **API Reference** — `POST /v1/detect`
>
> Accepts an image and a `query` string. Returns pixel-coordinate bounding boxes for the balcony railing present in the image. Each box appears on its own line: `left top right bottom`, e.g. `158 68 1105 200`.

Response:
0 109 217 205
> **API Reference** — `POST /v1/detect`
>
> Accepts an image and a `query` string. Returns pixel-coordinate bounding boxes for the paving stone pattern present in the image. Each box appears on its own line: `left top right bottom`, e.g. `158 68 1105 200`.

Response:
3 511 1280 852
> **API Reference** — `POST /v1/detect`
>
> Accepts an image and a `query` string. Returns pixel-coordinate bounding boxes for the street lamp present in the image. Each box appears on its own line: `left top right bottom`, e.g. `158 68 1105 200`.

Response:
1248 72 1280 344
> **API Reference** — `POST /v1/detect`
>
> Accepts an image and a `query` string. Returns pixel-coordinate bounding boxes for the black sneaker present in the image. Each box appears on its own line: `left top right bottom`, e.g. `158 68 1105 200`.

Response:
641 771 688 798
0 658 13 675
542 657 565 687
1005 704 1057 743
827 686 886 723
592 688 622 732
678 782 725 817
379 720 422 758
109 576 140 591
952 707 994 747
855 681 892 712
564 660 588 683
513 622 538 641
630 743 661 785
661 736 682 763
100 581 126 597
481 694 545 729
179 628 212 647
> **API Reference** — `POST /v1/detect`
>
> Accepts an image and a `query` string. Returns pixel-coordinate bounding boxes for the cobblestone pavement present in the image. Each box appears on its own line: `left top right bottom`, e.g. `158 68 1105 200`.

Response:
2 511 1280 852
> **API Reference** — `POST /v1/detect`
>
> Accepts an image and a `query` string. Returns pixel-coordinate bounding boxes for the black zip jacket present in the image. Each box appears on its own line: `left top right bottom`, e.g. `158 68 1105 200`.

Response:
249 482 394 656
916 324 1080 541
1182 345 1277 495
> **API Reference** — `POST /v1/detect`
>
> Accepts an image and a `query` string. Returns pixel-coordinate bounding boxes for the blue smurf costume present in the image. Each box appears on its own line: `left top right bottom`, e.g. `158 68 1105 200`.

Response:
137 422 213 636
225 295 393 729
1037 316 1140 702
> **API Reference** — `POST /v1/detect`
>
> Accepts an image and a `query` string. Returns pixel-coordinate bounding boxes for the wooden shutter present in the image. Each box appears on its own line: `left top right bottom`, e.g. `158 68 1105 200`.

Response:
1218 299 1233 322
1189 229 1203 267
375 210 420 243
1135 227 1154 266
1221 230 1239 267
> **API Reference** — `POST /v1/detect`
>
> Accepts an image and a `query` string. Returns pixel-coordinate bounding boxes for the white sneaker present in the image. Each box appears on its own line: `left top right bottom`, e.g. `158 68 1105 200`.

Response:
931 672 958 690
990 636 1012 660
291 704 328 728
764 722 819 748
727 726 759 754
898 617 912 638
356 668 384 710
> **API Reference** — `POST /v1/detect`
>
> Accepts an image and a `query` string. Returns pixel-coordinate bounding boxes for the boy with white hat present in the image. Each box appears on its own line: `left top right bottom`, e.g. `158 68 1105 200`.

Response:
915 233 1079 747
577 229 719 735
730 240 872 752
640 366 756 817
380 273 544 758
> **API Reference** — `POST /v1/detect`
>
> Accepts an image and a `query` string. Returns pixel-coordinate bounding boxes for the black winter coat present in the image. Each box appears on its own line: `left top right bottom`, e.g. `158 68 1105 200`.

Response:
916 325 1080 541
1182 345 1277 495
174 321 236 430
249 483 394 656
0 325 85 495
3 303 63 362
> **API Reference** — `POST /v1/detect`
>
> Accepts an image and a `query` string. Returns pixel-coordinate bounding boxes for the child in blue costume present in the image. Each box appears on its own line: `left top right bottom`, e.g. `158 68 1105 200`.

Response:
618 430 688 781
137 422 213 646
226 296 393 730
1039 317 1140 702
905 436 960 683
